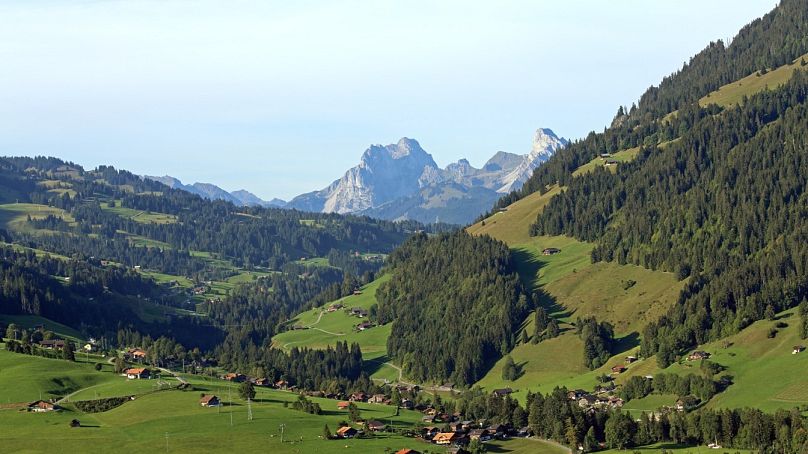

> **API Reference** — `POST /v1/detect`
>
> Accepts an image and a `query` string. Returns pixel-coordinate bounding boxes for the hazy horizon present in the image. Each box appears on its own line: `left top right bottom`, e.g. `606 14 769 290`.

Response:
0 0 778 200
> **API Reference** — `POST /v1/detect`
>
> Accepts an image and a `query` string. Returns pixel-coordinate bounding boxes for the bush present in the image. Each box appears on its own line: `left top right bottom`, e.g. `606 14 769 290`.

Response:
74 396 130 413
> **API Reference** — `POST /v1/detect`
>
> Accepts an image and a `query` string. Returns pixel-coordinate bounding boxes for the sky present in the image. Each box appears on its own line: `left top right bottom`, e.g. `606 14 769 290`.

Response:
0 0 779 201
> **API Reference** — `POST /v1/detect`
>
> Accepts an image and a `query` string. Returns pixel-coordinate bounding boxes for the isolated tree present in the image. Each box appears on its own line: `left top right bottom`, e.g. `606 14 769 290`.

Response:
94 363 103 371
322 424 332 440
5 323 18 340
546 319 560 339
348 402 361 422
765 304 776 321
239 381 256 400
501 355 518 381
114 356 125 374
62 341 75 362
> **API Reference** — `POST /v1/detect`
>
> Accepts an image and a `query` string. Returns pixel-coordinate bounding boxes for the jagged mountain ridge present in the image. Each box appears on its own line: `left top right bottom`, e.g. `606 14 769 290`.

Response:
287 129 567 224
144 175 286 208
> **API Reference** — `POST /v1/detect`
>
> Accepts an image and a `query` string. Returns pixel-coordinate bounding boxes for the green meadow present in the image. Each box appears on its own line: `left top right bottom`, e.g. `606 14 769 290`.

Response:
699 52 808 108
100 201 178 224
572 146 641 177
0 203 75 232
468 180 684 401
272 276 398 380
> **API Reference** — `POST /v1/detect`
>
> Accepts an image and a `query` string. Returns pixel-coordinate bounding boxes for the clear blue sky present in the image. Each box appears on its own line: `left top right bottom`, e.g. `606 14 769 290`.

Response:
0 0 778 200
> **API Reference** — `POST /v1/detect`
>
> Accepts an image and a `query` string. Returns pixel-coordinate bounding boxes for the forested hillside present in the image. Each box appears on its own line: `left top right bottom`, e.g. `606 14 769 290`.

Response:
475 0 808 369
376 231 529 385
0 156 418 354
533 73 808 365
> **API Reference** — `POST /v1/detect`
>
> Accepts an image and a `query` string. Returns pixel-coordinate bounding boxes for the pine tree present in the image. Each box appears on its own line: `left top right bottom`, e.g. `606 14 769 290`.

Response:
322 424 332 440
239 381 256 400
114 356 125 374
62 341 75 362
583 426 598 452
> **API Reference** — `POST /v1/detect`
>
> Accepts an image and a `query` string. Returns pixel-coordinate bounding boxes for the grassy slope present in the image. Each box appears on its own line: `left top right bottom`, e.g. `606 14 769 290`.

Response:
0 203 75 232
0 315 85 341
271 276 398 380
572 146 641 177
614 309 808 413
467 183 683 401
0 350 442 453
100 201 177 224
699 52 808 108
0 349 117 403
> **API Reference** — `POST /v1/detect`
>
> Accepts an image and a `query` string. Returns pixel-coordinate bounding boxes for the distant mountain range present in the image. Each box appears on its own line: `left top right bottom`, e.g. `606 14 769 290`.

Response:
143 175 287 208
143 128 566 224
286 128 567 224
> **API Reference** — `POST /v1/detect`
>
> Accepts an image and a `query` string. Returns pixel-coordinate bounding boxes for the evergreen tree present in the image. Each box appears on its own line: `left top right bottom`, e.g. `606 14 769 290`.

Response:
348 402 361 422
62 341 75 362
239 381 256 400
583 427 598 452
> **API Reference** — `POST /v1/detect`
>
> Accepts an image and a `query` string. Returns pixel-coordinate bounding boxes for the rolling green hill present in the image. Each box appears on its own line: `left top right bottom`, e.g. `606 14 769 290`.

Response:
0 347 573 453
271 277 391 356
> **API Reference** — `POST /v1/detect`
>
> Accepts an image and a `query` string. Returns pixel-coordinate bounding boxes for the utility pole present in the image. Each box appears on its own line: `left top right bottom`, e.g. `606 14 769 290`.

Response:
165 432 168 453
247 397 253 421
279 424 286 443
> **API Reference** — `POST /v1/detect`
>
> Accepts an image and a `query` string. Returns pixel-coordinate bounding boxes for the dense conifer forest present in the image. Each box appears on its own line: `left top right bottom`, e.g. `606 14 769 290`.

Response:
376 231 529 385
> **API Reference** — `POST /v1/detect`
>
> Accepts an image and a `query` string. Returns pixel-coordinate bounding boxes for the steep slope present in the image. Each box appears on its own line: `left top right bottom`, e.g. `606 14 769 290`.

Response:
290 138 439 214
464 0 808 407
468 187 684 400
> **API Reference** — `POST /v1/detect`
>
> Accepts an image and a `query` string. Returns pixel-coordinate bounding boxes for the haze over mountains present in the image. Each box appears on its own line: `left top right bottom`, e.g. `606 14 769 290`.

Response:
287 128 567 224
145 129 567 225
144 175 287 208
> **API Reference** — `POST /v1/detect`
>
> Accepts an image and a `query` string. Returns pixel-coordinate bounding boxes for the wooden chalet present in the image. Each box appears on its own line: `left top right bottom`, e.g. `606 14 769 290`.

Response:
490 387 513 397
542 247 561 256
432 432 461 445
125 367 151 379
468 429 491 441
365 420 386 431
199 394 220 407
349 392 367 402
687 351 711 361
336 426 358 438
28 400 59 412
223 373 246 382
39 339 66 349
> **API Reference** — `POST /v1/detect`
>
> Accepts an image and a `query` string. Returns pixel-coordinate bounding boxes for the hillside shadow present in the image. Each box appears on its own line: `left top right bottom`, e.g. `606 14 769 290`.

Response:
612 332 641 355
362 354 393 379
